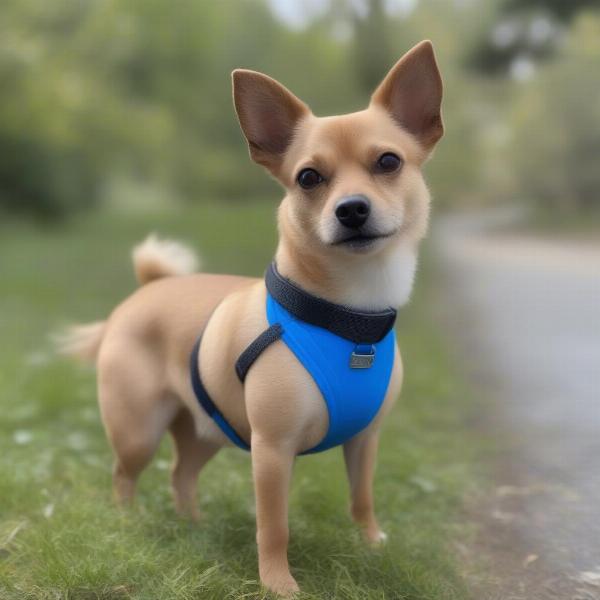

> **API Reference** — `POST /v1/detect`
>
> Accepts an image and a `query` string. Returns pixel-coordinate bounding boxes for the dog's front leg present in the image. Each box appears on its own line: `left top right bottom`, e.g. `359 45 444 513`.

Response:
343 429 387 544
251 435 299 597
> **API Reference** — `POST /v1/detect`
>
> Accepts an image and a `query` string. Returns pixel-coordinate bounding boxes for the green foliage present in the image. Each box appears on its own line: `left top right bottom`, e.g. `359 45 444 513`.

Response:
0 134 97 218
351 0 394 93
1 0 598 220
505 0 600 22
467 0 600 74
0 0 357 217
0 0 172 218
507 11 600 214
0 0 486 219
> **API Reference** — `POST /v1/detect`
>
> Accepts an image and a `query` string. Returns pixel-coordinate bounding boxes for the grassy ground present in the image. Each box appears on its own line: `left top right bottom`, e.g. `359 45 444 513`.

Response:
0 201 478 599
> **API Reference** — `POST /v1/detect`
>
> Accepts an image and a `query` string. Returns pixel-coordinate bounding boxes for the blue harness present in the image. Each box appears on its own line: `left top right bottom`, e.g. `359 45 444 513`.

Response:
190 263 397 454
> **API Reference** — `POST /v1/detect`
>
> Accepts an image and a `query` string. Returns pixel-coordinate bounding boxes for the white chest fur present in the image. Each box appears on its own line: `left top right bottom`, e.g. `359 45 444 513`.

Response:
333 244 418 311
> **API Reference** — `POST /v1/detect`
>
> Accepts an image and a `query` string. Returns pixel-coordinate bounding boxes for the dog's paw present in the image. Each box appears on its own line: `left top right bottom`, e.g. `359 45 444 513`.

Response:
261 573 299 598
372 529 388 544
363 527 388 547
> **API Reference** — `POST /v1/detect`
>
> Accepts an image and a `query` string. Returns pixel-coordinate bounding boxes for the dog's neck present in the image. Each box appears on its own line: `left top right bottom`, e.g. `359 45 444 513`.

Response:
274 238 417 312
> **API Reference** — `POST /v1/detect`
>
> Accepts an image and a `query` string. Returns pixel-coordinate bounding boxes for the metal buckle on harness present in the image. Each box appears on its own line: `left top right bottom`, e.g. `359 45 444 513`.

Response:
350 344 375 369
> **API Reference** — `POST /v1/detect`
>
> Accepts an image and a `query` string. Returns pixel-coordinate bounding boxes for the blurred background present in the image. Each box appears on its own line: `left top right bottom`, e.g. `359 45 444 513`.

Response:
1 1 599 598
1 0 599 222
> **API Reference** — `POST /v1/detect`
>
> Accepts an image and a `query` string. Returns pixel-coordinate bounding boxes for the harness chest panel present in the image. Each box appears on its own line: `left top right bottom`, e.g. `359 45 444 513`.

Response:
266 293 395 453
190 263 397 455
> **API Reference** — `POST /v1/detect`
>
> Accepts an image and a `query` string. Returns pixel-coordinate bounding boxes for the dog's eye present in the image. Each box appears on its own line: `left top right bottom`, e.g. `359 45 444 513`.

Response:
297 168 323 190
375 153 402 173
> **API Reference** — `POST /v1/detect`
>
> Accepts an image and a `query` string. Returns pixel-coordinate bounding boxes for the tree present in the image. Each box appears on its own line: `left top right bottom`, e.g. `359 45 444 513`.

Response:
352 0 393 93
506 12 600 214
467 0 600 75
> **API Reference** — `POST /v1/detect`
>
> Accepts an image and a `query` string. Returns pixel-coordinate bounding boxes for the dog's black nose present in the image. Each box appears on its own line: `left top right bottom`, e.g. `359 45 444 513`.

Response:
335 195 371 229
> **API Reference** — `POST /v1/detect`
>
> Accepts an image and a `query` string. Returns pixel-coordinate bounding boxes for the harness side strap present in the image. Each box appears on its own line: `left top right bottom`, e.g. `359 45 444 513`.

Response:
190 337 250 450
235 323 283 382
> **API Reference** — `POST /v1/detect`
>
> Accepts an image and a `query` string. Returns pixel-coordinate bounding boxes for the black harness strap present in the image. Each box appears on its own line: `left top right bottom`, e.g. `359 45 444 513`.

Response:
190 336 250 449
190 336 217 417
265 262 396 344
235 323 283 382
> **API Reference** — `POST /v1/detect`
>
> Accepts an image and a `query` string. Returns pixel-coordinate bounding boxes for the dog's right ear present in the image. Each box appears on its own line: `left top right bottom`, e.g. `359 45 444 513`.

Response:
232 69 310 174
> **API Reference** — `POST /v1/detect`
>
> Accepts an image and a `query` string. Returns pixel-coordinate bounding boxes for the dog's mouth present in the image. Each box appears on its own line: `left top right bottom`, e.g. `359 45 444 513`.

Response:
331 229 397 251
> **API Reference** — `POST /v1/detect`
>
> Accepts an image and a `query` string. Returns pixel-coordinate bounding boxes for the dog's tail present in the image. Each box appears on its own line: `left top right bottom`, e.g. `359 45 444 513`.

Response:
57 235 199 364
55 321 107 363
131 234 200 285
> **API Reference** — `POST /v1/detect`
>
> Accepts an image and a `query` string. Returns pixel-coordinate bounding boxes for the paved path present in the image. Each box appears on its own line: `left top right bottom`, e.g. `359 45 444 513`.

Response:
434 213 600 599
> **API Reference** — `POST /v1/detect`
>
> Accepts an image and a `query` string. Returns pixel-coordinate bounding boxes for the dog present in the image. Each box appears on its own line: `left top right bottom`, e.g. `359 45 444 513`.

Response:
61 40 443 596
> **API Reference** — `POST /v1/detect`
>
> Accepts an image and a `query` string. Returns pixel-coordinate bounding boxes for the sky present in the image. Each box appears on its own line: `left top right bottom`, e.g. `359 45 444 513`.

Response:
267 0 418 29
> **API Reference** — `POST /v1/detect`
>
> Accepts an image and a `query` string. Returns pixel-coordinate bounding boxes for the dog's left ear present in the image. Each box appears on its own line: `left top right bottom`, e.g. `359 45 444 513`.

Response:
371 40 443 151
232 69 310 174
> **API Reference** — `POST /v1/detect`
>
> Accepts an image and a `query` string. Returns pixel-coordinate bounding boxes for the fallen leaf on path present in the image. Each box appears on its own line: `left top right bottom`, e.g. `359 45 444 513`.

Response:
576 569 600 587
496 483 580 501
491 509 515 523
522 554 538 568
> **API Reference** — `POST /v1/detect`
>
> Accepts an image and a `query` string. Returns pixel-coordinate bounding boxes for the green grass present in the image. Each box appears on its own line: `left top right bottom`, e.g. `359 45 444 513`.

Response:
0 201 477 599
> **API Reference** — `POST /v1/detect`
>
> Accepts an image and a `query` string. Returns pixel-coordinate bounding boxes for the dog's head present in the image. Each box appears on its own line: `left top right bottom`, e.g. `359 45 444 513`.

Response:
232 40 442 260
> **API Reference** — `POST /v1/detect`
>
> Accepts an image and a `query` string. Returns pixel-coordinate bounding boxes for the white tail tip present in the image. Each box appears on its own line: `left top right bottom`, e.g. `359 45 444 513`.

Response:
132 234 200 285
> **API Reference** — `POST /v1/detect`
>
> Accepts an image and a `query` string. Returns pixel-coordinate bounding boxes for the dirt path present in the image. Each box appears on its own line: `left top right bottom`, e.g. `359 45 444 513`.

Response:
434 212 600 599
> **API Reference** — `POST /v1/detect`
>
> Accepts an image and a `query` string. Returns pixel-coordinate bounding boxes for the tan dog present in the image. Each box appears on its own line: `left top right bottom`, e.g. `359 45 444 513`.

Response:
62 40 443 596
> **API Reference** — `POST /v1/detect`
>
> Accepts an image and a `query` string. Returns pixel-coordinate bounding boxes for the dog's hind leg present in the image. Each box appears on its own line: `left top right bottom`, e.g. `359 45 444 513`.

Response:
98 345 179 506
169 408 221 520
